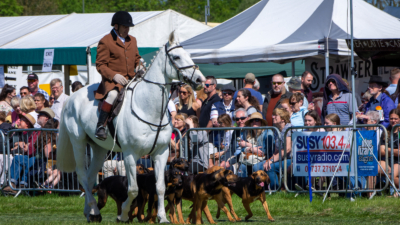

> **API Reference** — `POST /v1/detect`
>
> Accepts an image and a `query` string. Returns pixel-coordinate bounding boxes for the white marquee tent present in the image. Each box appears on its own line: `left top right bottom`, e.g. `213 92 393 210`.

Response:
182 0 400 65
0 10 211 93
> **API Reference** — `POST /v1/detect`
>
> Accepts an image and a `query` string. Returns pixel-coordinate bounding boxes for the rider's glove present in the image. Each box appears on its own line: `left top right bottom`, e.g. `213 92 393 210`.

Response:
113 74 128 86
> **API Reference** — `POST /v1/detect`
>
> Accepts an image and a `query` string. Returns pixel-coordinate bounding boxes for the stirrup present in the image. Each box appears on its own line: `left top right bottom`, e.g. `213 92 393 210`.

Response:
95 125 107 141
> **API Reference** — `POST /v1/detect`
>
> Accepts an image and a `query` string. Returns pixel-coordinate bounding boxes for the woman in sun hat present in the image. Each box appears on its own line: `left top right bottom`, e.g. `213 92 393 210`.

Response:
236 112 274 177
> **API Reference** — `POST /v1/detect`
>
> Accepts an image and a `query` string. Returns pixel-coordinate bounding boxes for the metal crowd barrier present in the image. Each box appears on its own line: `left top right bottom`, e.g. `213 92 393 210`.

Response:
0 131 6 190
97 128 183 182
283 124 390 196
390 124 400 195
2 127 184 196
185 126 282 192
3 128 83 197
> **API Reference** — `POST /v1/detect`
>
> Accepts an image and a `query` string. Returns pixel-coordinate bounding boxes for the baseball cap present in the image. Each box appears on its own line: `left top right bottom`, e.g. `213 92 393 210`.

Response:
38 108 55 119
27 73 38 80
244 73 255 83
287 76 302 90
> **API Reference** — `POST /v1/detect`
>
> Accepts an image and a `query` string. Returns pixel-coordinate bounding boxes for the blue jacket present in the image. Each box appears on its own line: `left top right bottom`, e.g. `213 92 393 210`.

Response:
213 100 235 118
365 92 396 128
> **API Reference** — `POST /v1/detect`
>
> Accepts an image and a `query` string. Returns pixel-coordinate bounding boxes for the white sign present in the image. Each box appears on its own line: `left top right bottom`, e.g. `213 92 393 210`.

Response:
292 131 355 177
0 66 4 88
305 58 383 95
42 49 55 72
5 66 22 88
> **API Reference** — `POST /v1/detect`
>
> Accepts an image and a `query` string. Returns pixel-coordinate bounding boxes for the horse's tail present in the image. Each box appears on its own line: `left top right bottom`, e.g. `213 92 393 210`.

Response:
56 108 76 173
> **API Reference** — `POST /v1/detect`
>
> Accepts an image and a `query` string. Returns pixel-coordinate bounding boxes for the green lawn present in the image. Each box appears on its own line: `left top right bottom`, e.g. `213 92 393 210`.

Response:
0 192 399 224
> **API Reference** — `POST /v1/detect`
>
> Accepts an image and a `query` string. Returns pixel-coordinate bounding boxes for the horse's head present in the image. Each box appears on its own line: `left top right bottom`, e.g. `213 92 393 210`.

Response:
165 31 205 90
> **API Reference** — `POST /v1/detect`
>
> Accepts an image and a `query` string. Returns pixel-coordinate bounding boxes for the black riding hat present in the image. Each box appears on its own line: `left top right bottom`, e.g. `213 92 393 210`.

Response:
366 75 389 88
111 11 134 27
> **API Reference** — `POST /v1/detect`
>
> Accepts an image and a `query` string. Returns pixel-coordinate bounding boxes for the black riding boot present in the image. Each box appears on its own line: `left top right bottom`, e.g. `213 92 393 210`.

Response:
95 102 112 141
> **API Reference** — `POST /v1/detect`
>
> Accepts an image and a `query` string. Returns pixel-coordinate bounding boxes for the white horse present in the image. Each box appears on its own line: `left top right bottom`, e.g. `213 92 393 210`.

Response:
56 31 205 223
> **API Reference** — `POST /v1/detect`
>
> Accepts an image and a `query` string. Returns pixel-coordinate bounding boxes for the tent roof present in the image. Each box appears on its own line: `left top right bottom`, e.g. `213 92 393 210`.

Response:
182 0 400 64
90 10 211 48
1 11 162 49
0 10 210 65
0 15 67 47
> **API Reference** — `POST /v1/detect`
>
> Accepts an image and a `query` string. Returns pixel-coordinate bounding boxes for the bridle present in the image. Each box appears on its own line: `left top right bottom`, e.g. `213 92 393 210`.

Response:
137 43 200 154
142 44 199 86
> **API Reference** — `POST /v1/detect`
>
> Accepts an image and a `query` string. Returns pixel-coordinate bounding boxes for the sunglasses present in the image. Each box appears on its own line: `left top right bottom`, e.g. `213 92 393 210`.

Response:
27 79 37 83
272 82 283 85
205 83 214 88
50 97 55 100
328 80 336 84
179 91 188 95
20 92 28 95
289 101 297 106
250 119 261 123
235 117 247 121
222 92 233 96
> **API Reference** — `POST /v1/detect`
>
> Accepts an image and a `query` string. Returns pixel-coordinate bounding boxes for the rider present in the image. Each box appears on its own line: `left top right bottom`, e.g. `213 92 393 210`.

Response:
94 11 142 140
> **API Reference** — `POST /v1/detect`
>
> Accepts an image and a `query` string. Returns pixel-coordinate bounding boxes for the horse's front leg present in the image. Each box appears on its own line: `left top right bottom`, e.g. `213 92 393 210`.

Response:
120 153 139 222
153 147 170 223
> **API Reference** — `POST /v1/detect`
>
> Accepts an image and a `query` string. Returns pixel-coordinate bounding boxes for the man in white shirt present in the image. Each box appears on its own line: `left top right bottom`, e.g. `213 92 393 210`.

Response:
50 78 69 121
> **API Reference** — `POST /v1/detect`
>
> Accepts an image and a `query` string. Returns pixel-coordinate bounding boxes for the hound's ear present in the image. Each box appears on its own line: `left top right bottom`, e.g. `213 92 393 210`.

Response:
251 172 257 179
168 31 175 45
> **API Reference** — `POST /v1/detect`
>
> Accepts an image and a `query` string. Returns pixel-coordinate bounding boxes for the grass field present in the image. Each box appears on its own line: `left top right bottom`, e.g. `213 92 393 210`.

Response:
1 192 400 224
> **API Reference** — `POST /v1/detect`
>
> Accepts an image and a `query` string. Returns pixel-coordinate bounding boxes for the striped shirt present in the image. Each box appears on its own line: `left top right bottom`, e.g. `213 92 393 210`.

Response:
326 92 353 125
36 88 50 101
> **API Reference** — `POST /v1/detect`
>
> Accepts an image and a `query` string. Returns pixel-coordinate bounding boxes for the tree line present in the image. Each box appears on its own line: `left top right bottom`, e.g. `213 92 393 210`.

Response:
0 0 396 22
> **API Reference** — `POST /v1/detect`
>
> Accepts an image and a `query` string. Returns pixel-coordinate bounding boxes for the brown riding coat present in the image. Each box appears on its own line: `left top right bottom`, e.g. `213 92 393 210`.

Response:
95 29 142 100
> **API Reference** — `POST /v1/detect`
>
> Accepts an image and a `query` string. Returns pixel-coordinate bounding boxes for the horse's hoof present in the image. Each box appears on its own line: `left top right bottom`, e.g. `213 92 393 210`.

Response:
116 218 130 223
158 218 170 224
89 214 102 223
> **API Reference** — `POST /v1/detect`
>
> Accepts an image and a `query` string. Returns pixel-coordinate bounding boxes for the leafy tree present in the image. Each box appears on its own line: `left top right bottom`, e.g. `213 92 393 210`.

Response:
17 0 58 15
0 0 23 16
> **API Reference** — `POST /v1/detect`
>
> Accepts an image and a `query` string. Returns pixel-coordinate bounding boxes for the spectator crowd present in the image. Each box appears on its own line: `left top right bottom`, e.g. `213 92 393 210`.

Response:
1 69 400 197
0 74 84 194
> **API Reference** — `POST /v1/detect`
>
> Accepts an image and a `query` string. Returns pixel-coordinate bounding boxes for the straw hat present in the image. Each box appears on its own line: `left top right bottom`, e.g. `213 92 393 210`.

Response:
19 113 36 128
38 108 55 119
245 112 267 126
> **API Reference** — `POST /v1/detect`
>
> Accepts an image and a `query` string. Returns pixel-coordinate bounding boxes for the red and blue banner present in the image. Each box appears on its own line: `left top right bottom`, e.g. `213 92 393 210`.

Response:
293 131 355 177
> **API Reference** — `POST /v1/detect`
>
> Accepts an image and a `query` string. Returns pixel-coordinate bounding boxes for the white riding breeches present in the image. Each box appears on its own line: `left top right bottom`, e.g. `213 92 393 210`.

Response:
105 90 118 104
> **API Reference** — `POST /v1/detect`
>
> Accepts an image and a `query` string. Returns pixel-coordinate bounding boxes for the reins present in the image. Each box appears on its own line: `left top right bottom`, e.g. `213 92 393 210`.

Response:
129 43 199 154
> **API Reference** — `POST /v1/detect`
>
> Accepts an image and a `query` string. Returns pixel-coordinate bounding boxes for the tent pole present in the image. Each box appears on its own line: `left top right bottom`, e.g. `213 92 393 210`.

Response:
291 61 295 77
64 65 70 95
325 36 329 77
86 47 91 85
350 0 358 190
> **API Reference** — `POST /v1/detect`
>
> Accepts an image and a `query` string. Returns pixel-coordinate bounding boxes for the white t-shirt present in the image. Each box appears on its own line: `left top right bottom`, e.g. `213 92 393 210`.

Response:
168 100 176 114
28 111 41 128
